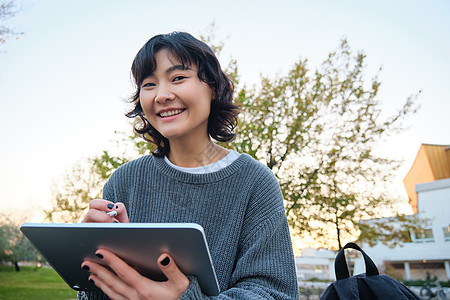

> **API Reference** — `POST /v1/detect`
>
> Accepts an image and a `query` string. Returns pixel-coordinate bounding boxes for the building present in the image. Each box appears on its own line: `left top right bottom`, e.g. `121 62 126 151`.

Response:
355 144 450 280
295 248 336 281
404 144 450 213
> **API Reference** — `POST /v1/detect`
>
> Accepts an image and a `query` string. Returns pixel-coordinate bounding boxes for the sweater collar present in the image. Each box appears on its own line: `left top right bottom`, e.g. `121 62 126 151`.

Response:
153 153 249 184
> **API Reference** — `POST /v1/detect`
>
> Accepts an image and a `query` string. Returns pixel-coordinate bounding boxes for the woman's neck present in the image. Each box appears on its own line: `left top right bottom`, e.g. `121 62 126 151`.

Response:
167 136 229 168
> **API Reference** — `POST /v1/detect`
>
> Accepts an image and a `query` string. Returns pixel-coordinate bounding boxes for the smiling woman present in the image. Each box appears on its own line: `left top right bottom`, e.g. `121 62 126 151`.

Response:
126 32 239 161
79 32 299 300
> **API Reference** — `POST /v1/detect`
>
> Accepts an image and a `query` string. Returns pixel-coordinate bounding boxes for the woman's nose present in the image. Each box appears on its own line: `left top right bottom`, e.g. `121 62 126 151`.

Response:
154 86 174 103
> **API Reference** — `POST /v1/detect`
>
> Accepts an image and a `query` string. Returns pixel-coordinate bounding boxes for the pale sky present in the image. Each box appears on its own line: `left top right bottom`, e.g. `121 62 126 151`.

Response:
1 0 449 222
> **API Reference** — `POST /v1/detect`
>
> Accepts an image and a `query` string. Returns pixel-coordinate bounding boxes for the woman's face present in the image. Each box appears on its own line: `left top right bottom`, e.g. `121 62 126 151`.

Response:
139 49 213 143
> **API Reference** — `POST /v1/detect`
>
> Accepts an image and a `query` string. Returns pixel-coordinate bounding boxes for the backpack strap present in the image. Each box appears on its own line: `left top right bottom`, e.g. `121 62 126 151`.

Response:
335 242 379 280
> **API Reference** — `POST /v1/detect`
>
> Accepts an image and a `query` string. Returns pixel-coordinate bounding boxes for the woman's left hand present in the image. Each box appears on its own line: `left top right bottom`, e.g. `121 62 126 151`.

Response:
82 249 189 300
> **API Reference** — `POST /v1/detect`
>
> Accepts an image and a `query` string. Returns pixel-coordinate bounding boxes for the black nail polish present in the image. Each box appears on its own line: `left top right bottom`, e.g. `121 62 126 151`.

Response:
113 221 119 223
115 205 119 209
96 253 104 259
82 265 90 271
161 256 170 266
107 203 114 209
89 279 95 284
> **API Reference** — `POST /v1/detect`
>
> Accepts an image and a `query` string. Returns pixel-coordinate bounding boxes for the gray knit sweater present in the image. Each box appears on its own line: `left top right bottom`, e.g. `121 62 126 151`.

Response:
80 153 299 299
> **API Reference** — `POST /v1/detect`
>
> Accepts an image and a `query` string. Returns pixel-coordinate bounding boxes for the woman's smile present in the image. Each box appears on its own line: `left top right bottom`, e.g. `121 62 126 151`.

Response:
157 108 186 119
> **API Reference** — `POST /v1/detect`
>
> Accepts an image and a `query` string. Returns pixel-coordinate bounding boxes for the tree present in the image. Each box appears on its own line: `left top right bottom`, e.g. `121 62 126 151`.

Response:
0 0 23 46
0 214 42 271
229 39 420 249
44 159 105 223
44 132 153 223
92 131 155 180
358 214 429 249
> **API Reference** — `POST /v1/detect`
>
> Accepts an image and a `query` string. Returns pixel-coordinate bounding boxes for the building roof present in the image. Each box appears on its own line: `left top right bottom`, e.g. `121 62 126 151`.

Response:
403 144 450 213
416 177 450 193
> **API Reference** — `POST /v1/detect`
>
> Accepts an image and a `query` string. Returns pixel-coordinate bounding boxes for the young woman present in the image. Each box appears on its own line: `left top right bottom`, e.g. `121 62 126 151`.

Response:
79 32 299 300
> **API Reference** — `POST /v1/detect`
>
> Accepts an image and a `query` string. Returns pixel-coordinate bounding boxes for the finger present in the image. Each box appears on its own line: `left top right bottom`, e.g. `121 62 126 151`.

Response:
88 199 116 211
88 273 128 300
82 209 114 223
95 249 154 291
82 261 130 300
90 200 129 223
82 208 116 223
82 200 128 223
157 254 189 292
113 202 129 223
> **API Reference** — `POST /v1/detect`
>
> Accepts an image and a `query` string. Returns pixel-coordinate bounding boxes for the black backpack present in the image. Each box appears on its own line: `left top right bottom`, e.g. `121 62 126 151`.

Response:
320 242 421 300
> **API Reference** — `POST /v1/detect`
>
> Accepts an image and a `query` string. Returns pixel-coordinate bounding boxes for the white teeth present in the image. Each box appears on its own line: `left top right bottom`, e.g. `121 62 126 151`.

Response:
159 109 183 117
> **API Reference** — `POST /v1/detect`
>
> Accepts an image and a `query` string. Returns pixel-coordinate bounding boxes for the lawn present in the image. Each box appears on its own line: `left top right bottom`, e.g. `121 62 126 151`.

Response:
0 265 77 300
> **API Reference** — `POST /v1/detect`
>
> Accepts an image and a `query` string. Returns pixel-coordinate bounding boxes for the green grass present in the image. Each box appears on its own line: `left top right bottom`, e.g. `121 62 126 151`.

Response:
0 265 77 300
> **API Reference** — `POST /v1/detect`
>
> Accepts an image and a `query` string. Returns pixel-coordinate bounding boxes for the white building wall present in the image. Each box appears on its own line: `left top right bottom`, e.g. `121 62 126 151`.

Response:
354 178 450 279
295 248 336 281
417 179 450 248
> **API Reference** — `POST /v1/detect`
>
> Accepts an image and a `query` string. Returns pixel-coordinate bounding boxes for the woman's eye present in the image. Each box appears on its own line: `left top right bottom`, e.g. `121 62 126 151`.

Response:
142 82 155 88
173 76 186 82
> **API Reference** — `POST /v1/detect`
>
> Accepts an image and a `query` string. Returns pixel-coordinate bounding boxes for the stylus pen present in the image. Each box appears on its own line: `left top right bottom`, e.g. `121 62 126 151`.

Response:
107 210 117 217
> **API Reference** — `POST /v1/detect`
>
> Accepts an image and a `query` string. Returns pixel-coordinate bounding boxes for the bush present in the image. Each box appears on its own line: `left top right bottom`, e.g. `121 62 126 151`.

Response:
307 277 330 282
400 279 450 287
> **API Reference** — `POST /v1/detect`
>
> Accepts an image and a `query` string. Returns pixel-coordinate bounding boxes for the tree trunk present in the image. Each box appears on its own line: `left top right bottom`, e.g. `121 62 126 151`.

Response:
14 261 20 272
336 220 342 250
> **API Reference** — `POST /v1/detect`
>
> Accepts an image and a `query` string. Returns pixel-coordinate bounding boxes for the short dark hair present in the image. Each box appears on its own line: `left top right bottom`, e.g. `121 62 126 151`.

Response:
126 31 239 157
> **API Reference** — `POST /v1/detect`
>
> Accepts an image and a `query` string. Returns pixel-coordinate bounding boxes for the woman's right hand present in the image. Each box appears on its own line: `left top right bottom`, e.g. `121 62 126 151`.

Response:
82 199 129 223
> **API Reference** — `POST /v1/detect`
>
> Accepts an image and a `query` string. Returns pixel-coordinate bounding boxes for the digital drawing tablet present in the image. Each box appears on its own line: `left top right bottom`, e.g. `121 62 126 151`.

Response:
20 222 220 296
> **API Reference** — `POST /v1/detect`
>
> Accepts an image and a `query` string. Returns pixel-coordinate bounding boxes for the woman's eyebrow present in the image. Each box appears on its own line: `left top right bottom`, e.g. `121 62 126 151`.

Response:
144 65 192 80
166 64 192 74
